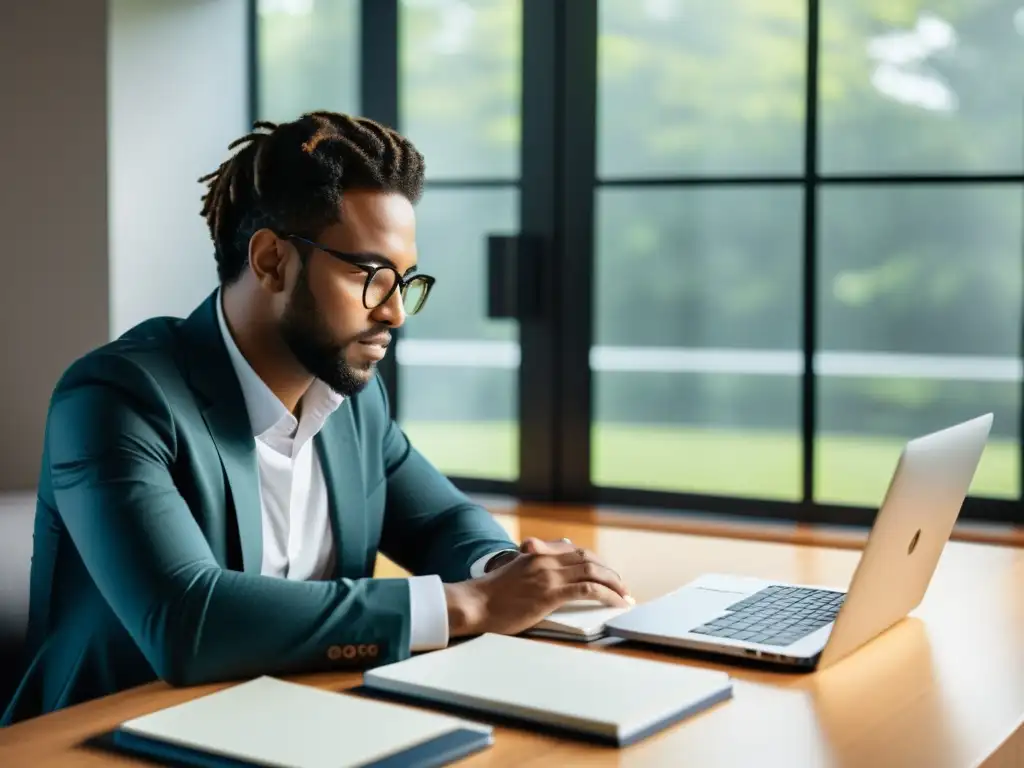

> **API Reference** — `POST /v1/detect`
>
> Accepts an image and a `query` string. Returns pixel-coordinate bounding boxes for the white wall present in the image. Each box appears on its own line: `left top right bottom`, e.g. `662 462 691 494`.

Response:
0 1 110 490
108 0 248 337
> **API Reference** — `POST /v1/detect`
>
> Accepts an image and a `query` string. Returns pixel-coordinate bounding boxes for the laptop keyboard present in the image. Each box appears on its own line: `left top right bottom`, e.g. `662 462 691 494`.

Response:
690 585 845 647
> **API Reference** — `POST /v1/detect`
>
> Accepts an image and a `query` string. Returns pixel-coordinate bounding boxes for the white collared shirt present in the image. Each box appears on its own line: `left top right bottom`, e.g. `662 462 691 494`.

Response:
215 291 492 651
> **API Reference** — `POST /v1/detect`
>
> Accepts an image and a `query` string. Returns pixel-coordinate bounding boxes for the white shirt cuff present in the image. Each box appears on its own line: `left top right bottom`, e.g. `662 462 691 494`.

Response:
408 575 449 652
469 549 519 579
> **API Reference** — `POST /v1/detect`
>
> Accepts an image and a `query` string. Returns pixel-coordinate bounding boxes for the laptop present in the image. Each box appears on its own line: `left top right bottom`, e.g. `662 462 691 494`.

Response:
604 413 993 671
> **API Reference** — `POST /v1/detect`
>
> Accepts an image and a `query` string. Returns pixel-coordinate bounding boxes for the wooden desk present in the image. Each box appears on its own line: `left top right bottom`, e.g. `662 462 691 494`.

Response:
1 506 1022 767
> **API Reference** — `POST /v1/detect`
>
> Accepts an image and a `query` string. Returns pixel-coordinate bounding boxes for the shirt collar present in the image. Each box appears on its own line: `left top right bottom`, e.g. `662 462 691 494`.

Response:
215 288 343 441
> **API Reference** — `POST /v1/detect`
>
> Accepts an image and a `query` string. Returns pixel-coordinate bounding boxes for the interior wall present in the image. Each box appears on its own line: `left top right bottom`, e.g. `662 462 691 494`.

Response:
0 1 110 490
108 0 247 337
0 0 248 491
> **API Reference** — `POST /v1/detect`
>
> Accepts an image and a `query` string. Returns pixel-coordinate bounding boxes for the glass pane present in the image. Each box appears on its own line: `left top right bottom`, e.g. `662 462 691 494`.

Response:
400 0 521 180
256 0 360 122
820 1 1024 174
816 185 1023 504
592 187 804 499
398 189 520 480
597 0 807 178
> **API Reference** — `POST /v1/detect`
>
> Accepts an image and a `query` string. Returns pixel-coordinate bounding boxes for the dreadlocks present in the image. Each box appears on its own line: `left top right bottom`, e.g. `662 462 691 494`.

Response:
199 111 426 284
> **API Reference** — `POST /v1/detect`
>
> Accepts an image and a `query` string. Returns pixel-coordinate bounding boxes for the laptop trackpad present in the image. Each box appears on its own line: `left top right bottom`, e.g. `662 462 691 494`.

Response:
611 585 746 636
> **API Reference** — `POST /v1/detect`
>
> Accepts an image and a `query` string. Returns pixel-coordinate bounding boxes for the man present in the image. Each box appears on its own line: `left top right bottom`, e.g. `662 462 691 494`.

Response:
1 112 630 725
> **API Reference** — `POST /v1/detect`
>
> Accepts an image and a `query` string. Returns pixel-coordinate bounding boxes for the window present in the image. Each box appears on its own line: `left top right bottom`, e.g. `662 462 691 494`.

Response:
597 0 807 177
593 186 804 500
256 0 360 121
254 0 1024 524
396 0 522 481
817 184 1022 505
819 2 1024 175
592 0 1023 518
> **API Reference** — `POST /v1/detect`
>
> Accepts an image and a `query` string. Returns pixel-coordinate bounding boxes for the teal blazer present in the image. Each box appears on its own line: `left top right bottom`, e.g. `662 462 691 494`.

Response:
1 293 515 725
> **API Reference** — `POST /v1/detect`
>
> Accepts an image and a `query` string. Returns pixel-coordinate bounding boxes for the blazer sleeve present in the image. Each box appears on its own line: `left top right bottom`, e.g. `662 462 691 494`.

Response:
374 376 518 582
46 355 412 688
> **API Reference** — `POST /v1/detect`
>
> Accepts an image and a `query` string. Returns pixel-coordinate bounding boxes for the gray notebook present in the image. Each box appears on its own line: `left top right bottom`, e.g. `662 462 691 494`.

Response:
362 633 733 747
525 600 632 641
109 676 493 768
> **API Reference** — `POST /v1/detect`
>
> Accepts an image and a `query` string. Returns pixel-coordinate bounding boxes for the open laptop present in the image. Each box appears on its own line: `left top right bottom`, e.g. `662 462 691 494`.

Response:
604 413 994 671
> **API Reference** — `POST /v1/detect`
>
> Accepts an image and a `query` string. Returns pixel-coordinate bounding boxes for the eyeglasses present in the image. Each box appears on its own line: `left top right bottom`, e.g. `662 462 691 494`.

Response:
284 234 435 315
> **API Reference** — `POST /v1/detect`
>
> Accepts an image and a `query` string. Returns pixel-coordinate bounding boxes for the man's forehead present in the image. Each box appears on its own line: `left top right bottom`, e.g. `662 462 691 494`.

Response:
321 191 418 269
338 190 415 231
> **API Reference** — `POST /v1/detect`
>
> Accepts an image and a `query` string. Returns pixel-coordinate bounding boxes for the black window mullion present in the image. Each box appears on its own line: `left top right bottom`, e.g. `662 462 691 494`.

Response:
360 0 401 418
553 0 599 503
802 0 821 507
246 0 258 125
598 174 1024 187
422 179 520 189
517 0 561 500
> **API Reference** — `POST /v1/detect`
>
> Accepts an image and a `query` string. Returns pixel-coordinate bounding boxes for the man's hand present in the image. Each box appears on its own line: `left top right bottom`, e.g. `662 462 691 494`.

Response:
483 536 603 572
444 546 633 638
518 537 579 556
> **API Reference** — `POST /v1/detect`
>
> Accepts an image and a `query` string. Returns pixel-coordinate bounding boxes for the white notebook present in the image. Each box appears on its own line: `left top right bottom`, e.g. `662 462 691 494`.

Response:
525 600 632 641
109 676 493 768
362 633 733 746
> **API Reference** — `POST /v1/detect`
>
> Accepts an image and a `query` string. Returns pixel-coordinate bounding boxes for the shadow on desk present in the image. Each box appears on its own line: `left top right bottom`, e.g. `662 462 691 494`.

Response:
81 733 163 768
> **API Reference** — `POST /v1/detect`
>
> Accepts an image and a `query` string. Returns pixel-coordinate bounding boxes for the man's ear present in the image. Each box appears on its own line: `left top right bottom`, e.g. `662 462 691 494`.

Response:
248 229 291 292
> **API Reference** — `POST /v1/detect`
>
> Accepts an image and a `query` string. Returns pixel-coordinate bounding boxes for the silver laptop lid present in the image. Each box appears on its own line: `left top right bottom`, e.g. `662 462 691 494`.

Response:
817 413 993 669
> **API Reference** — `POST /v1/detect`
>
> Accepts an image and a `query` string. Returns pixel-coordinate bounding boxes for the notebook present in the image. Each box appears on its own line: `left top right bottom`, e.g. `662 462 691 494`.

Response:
524 600 632 641
361 633 733 747
108 676 493 768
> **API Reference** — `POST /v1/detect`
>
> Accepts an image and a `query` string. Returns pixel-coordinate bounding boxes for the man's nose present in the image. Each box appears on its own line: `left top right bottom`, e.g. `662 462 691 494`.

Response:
372 288 407 328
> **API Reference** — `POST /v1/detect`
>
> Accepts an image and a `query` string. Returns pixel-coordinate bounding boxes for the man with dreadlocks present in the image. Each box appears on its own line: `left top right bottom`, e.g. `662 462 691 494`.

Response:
2 112 631 724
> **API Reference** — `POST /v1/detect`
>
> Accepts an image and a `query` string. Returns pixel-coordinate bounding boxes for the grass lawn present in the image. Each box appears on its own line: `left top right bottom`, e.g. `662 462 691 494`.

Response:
400 421 1019 507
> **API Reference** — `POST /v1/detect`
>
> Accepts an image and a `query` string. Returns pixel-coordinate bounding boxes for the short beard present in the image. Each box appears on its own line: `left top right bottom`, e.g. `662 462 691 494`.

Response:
278 263 374 398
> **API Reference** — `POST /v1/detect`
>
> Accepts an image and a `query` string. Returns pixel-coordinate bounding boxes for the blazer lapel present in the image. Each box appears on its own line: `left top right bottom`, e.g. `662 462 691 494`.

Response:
178 293 263 574
315 403 367 579
201 401 263 574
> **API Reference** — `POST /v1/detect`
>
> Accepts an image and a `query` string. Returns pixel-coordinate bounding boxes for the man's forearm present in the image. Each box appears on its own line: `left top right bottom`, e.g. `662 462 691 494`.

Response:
381 496 518 581
162 570 413 685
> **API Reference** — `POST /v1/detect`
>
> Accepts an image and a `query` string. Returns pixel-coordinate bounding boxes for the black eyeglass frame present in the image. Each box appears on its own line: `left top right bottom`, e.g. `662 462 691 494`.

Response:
283 233 436 314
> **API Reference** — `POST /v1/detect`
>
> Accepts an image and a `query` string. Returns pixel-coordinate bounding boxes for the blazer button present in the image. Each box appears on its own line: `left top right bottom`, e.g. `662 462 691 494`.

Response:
342 644 357 660
327 645 343 661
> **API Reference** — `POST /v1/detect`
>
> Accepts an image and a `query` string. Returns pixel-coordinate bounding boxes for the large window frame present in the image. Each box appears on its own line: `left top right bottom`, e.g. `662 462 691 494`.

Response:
251 0 1024 526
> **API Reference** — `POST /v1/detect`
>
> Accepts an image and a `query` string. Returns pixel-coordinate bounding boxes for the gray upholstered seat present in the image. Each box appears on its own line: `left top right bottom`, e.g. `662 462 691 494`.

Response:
0 493 35 715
